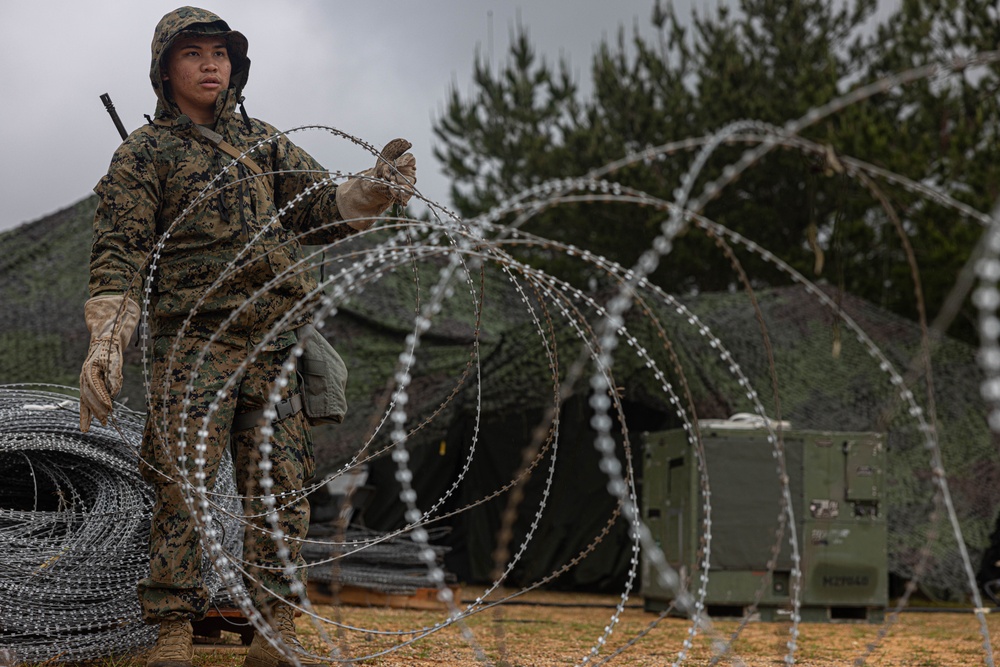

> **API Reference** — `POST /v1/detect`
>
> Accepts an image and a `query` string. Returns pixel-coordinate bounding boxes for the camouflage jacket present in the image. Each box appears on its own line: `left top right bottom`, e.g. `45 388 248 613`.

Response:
90 6 351 347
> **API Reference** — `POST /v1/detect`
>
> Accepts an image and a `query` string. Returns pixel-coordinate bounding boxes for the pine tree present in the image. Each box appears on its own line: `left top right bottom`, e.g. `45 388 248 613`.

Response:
432 0 1000 341
849 0 1000 337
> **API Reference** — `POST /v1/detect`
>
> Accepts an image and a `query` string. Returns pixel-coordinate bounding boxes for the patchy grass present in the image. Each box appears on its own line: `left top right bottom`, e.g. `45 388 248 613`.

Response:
58 590 1000 667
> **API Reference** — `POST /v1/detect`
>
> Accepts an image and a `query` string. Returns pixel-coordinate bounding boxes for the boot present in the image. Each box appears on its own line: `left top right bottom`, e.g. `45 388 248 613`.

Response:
243 604 320 667
146 619 193 667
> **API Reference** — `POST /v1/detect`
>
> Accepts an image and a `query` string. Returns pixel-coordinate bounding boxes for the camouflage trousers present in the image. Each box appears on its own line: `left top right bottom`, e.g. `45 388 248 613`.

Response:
138 334 314 623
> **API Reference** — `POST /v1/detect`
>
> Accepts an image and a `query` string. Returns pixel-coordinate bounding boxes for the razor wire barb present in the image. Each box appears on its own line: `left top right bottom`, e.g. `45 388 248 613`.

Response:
3 51 1000 665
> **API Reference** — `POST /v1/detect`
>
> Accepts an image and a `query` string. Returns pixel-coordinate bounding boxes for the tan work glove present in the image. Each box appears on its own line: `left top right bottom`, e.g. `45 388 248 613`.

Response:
336 138 417 230
79 294 141 432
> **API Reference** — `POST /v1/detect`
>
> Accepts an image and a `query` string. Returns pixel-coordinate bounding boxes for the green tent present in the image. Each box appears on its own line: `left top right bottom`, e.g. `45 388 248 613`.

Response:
1 200 994 599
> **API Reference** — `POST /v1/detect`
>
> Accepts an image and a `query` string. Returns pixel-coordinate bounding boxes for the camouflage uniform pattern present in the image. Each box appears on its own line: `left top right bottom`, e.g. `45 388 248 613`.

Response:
138 335 313 621
88 7 350 620
90 6 351 347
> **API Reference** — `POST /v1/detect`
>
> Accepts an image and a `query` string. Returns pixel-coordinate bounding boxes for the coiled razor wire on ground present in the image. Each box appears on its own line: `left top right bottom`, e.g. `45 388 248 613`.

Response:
303 526 456 595
0 385 243 663
3 51 1000 665
0 385 153 662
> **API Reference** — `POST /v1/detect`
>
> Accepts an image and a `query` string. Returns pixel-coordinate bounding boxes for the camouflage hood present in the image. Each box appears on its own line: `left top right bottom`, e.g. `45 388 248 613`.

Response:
150 6 250 121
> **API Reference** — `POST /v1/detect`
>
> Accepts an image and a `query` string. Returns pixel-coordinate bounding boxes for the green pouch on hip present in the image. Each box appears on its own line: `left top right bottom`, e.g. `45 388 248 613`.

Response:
298 324 348 425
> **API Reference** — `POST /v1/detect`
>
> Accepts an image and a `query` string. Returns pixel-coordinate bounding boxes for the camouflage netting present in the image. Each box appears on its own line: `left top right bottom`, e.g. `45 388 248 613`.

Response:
4 44 1000 667
0 199 1000 599
662 284 999 602
313 230 998 600
1 193 997 605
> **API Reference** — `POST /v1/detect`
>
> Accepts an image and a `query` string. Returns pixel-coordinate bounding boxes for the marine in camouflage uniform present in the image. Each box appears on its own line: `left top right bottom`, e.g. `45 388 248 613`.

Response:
78 6 415 667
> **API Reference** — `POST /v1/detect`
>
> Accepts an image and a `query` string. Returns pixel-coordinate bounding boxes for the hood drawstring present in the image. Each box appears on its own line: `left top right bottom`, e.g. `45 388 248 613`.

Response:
234 100 251 242
239 96 252 133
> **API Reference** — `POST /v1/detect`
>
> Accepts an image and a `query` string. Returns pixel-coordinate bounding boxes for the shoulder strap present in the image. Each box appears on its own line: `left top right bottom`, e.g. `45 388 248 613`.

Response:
152 117 263 176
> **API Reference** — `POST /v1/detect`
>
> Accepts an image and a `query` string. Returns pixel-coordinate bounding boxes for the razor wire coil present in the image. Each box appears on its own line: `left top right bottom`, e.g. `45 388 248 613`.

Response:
2 51 1000 667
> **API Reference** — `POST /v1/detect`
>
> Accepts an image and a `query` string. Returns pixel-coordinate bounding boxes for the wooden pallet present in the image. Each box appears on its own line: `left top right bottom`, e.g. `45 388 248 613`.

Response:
308 581 462 610
192 607 254 649
190 583 462 650
645 598 885 623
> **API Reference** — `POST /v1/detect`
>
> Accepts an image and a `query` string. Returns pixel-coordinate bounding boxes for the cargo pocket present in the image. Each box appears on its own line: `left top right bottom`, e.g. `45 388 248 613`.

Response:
298 324 348 425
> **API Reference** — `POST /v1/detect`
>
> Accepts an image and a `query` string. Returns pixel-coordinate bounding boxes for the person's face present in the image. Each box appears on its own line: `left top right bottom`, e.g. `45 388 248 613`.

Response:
162 35 231 124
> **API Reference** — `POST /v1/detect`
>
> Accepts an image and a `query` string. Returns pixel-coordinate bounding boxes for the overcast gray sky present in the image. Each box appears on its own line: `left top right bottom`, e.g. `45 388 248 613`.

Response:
0 0 900 233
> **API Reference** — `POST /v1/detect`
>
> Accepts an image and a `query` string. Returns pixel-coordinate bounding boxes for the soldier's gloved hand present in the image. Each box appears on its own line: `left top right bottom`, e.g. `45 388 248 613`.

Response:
79 294 140 432
336 138 417 230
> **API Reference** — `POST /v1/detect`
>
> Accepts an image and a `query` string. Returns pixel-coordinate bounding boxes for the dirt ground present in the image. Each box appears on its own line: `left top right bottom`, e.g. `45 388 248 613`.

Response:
176 589 1000 667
